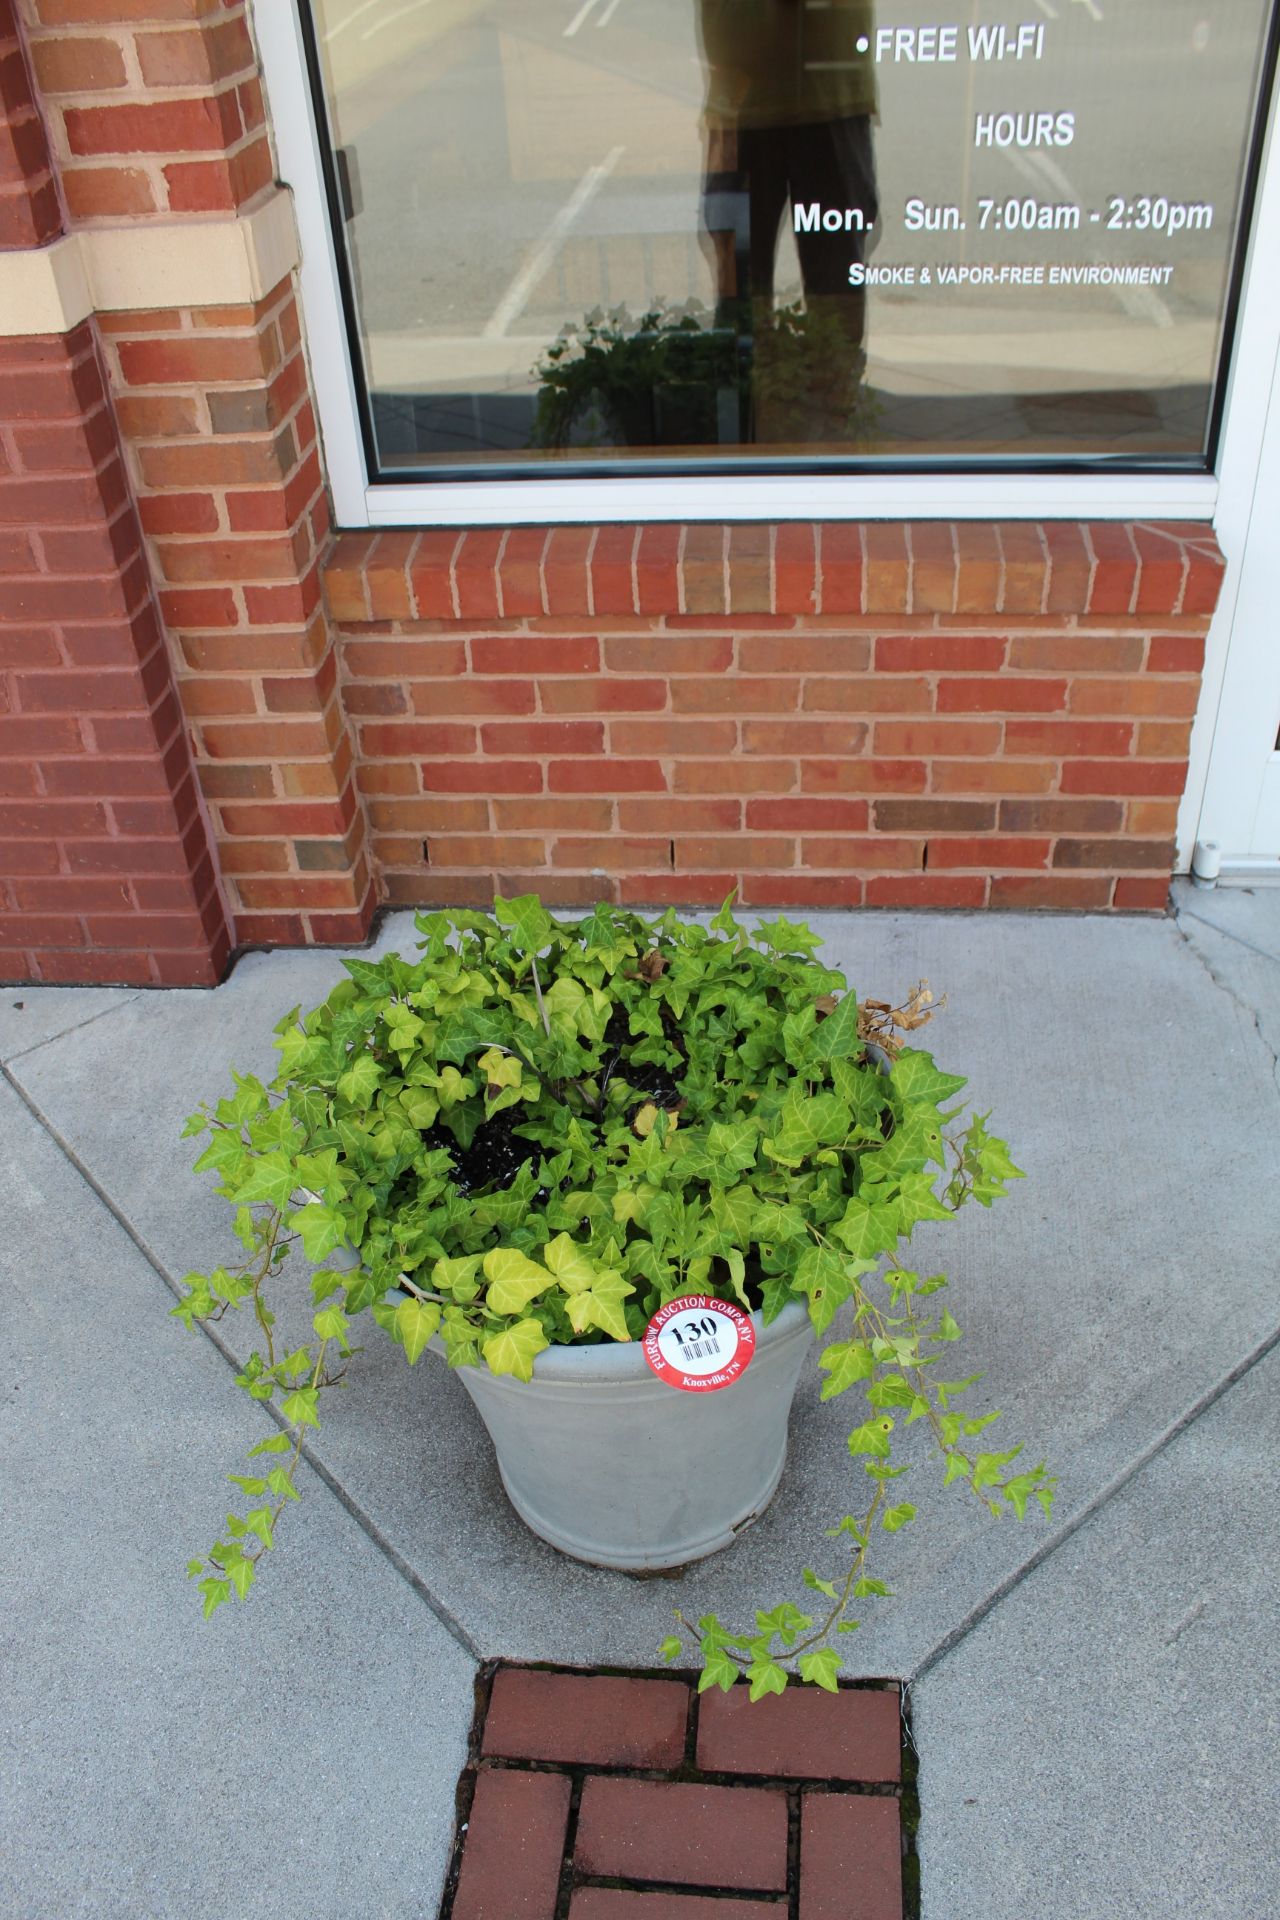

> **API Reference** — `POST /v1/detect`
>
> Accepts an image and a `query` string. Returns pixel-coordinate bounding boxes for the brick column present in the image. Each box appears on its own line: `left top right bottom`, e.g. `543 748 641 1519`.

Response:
13 0 374 950
1 1 231 985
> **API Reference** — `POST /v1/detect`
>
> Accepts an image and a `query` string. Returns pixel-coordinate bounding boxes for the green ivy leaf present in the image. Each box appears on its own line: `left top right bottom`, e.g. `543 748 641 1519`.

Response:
697 1646 740 1693
247 1432 292 1457
484 1246 554 1316
200 1577 232 1619
819 1339 875 1399
395 1297 441 1366
882 1503 917 1532
336 1052 383 1105
746 1658 789 1702
279 1387 319 1430
847 1416 895 1458
659 1636 683 1664
891 1049 968 1106
483 1318 549 1382
798 1648 842 1692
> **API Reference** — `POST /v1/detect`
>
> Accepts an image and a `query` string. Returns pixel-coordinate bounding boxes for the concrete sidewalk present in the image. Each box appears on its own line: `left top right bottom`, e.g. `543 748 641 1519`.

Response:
2 882 1278 1919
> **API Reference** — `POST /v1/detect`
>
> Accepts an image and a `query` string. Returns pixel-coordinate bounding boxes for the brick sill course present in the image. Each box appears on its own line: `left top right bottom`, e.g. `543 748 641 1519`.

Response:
442 1663 916 1920
322 521 1222 918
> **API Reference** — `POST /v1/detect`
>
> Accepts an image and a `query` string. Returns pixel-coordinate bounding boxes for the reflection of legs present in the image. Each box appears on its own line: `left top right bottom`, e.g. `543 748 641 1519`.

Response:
701 125 789 318
788 116 878 371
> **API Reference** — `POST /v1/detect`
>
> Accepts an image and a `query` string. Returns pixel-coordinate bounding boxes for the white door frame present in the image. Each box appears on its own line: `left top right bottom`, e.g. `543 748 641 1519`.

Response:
1180 57 1280 875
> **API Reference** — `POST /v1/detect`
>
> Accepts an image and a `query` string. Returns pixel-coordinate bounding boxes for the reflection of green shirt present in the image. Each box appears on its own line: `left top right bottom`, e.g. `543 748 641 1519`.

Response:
698 0 877 129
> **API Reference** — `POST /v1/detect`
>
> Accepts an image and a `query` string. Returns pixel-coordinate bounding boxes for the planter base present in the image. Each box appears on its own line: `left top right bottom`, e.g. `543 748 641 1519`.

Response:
448 1300 813 1572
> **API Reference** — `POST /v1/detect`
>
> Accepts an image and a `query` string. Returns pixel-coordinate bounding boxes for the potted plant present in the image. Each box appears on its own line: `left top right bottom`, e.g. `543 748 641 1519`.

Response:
177 895 1053 1697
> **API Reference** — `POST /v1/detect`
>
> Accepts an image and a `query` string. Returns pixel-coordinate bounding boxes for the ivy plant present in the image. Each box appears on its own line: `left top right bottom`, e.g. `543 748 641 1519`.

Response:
177 895 1053 1694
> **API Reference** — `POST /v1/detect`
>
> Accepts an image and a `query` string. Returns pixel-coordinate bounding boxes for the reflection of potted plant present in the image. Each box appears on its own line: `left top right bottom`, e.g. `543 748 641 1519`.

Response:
532 299 879 453
531 302 742 449
178 896 1053 1696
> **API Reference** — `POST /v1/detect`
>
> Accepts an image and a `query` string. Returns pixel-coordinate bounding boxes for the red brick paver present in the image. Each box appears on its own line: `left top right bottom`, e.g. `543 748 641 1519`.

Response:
697 1681 902 1783
451 1767 571 1920
576 1778 788 1891
442 1666 909 1919
483 1668 689 1769
800 1793 904 1920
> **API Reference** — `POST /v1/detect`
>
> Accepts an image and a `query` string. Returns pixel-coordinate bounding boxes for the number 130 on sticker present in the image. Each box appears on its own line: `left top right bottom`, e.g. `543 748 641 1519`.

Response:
643 1295 756 1393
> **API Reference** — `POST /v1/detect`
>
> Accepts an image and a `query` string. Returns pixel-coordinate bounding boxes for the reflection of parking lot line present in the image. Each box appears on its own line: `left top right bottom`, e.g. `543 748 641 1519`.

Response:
1000 146 1173 329
564 0 602 37
597 0 624 25
323 0 389 39
1033 0 1059 17
362 0 435 42
482 144 626 339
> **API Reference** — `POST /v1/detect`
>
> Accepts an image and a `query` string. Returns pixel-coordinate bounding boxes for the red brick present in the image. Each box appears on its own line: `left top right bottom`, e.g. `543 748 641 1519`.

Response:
479 720 603 756
931 759 1055 795
936 676 1066 714
682 523 728 615
610 719 737 756
30 34 127 90
800 759 925 795
743 720 868 755
739 875 864 907
990 874 1114 909
542 678 667 715
412 679 535 717
471 633 598 675
574 1778 787 1892
497 526 548 617
1053 837 1173 870
492 798 610 831
865 874 987 906
875 799 995 832
801 677 930 714
821 522 859 610
453 528 503 620
800 1792 902 1920
928 835 1051 870
619 872 739 907
1114 875 1172 910
345 639 467 679
548 759 666 793
745 799 868 832
1086 523 1139 615
775 522 818 614
864 523 908 614
673 760 793 795
1146 633 1206 674
635 523 681 614
1009 633 1144 673
1059 760 1187 797
910 520 958 613
739 634 868 673
671 677 799 714
1003 719 1133 757
543 526 593 617
676 836 794 870
1068 676 1199 718
875 633 1005 672
452 1767 570 1920
604 634 733 674
802 837 922 869
549 834 664 868
620 798 740 832
1133 526 1187 614
427 761 542 794
590 524 639 615
570 1895 779 1920
482 1669 689 1769
873 720 1002 757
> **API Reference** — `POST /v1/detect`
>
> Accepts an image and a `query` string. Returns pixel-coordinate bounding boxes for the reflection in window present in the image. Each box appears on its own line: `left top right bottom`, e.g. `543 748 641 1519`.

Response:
306 0 1275 473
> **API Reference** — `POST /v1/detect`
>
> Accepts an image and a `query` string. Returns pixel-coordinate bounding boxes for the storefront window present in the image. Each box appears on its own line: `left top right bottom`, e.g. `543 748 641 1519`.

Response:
303 0 1277 475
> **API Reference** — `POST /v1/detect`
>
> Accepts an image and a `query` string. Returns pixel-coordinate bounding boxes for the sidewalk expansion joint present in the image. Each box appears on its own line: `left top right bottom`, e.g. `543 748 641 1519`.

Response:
910 1312 1280 1682
1 1057 484 1666
1 991 142 1068
1172 912 1280 1093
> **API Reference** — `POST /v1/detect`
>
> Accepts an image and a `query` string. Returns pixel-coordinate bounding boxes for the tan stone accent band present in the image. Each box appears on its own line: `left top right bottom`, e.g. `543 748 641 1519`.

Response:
0 187 301 334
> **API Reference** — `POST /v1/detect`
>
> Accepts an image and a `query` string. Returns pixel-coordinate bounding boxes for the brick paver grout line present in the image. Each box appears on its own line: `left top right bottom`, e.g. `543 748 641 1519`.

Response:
910 1315 1280 1682
1 1060 485 1665
1 991 143 1067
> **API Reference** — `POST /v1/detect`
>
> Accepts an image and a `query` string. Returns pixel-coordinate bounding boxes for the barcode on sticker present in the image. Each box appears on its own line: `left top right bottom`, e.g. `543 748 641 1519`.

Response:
684 1336 720 1361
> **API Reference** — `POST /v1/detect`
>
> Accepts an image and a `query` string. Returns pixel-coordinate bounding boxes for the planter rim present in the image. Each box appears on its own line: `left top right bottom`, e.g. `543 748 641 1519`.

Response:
454 1296 811 1386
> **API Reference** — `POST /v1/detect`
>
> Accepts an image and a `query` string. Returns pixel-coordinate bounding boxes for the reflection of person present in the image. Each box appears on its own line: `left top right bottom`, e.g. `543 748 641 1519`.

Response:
697 0 878 433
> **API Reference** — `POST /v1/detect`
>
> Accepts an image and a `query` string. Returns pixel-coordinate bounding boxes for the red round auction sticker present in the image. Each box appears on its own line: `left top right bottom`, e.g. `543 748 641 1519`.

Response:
643 1295 755 1394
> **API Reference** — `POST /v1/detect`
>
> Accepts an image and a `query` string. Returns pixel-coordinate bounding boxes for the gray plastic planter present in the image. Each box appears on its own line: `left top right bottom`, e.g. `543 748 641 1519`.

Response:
444 1301 814 1571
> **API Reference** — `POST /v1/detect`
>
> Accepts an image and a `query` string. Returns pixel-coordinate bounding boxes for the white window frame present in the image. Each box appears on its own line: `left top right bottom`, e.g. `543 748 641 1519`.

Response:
253 0 1280 531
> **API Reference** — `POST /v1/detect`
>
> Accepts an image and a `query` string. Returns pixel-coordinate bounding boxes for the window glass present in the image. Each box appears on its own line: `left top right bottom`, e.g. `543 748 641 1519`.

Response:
306 0 1276 474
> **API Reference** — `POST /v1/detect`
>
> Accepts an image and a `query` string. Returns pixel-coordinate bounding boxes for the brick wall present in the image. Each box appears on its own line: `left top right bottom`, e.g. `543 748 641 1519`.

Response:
0 1 231 985
0 0 374 975
324 522 1221 914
